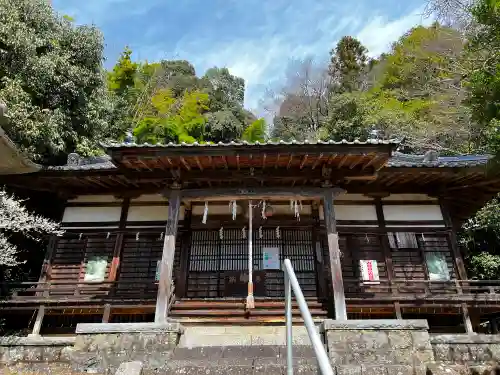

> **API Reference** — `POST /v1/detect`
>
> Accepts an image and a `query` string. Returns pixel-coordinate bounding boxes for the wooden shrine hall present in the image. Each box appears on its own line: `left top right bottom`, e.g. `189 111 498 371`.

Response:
1 139 500 335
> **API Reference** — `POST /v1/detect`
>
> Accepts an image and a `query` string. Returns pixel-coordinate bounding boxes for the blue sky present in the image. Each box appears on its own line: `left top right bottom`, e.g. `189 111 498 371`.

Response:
52 0 432 112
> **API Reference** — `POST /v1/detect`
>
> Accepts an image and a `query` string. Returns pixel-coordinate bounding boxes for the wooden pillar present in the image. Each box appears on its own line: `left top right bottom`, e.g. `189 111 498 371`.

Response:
102 304 111 323
375 198 399 318
31 233 58 336
177 204 192 298
30 305 45 337
108 198 130 282
155 187 182 323
312 203 327 300
39 235 57 285
440 200 468 280
323 188 347 320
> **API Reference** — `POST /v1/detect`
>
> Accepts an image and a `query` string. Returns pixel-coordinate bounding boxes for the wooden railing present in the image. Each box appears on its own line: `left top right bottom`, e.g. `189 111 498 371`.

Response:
1 278 500 306
0 280 159 303
342 279 500 302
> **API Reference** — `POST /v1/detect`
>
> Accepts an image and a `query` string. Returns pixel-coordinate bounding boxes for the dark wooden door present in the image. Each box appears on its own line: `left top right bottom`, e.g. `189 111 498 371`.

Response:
185 228 317 298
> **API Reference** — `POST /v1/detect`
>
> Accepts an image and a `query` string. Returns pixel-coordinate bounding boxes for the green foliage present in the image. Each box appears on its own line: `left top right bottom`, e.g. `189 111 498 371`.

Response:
329 36 369 93
242 118 267 142
108 47 138 97
465 0 500 158
133 89 209 144
106 48 254 144
0 0 125 164
204 110 243 142
461 196 500 279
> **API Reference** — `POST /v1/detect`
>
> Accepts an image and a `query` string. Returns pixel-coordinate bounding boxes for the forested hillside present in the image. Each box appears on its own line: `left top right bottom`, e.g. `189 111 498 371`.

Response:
0 0 499 278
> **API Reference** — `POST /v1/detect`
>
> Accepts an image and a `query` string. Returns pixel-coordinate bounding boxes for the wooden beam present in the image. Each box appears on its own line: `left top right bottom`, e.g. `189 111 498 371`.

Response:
299 154 308 169
311 153 323 170
323 188 347 320
194 156 204 171
179 187 330 202
108 198 130 282
287 154 294 169
179 157 191 171
155 187 182 323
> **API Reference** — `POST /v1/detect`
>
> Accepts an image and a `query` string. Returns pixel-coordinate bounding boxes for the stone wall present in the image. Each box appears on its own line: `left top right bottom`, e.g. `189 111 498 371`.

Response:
0 336 75 374
65 322 183 374
322 319 433 375
431 334 500 366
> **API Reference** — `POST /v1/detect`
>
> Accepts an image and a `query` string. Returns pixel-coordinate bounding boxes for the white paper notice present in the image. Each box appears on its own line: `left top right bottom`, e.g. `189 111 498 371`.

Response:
263 247 280 270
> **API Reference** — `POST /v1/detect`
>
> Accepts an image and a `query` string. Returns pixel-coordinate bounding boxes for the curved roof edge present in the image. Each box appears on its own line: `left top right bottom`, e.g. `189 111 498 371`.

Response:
0 126 40 175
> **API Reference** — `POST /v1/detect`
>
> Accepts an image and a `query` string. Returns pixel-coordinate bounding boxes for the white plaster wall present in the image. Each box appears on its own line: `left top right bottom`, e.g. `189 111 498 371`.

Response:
382 194 437 202
319 205 377 221
131 194 167 203
336 193 374 201
62 206 121 223
127 205 185 222
68 195 121 203
383 205 444 221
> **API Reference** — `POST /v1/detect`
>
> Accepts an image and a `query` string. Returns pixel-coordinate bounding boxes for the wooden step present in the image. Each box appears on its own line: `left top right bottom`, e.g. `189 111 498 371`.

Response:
172 300 324 310
170 308 327 317
175 316 326 326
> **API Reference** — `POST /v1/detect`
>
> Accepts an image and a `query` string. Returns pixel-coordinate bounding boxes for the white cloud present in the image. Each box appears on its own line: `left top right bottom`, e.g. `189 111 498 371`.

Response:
167 4 433 112
356 7 434 57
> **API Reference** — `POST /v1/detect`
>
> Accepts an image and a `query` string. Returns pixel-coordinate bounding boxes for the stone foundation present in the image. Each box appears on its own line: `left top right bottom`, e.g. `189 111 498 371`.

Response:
64 322 183 374
0 336 74 366
322 319 433 375
431 334 500 366
4 321 500 374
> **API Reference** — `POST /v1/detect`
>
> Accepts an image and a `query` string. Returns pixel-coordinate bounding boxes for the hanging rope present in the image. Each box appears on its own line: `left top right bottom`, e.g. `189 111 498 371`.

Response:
261 200 267 220
202 201 208 224
135 232 140 241
246 200 255 309
219 226 224 240
242 226 247 239
276 226 281 240
259 226 263 239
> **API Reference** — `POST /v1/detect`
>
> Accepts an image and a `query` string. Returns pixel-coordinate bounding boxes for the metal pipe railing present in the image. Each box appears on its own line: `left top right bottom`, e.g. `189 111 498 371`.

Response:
283 258 334 375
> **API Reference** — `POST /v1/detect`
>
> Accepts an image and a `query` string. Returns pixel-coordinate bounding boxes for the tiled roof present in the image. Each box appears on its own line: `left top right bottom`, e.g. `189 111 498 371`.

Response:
104 139 399 148
388 152 491 168
44 142 492 171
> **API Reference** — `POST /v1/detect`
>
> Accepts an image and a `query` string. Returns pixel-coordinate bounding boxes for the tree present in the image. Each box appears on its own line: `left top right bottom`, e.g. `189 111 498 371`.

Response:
461 195 500 279
204 111 244 142
0 0 125 164
268 58 330 141
107 47 138 97
0 190 62 267
203 67 245 110
465 0 500 158
242 118 267 143
133 89 209 144
329 36 369 93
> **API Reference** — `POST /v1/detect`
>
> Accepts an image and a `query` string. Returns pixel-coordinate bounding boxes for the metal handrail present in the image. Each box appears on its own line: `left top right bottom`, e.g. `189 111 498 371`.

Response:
283 258 334 375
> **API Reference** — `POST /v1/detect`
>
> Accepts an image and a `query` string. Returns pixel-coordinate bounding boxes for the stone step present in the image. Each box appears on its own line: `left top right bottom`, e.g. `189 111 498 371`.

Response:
160 346 320 375
178 325 321 347
171 345 318 360
161 360 318 375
